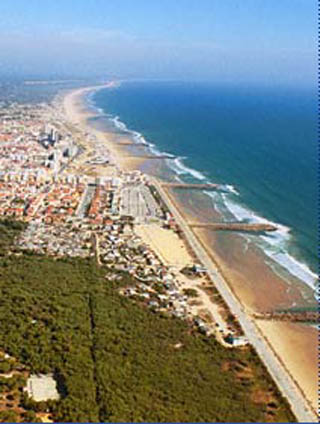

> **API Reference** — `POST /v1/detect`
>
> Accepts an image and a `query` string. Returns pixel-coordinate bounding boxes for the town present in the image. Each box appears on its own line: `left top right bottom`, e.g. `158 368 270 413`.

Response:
0 99 245 349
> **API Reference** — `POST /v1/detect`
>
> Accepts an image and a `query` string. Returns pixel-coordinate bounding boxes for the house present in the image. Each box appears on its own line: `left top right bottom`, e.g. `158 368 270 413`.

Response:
25 374 60 402
225 335 249 347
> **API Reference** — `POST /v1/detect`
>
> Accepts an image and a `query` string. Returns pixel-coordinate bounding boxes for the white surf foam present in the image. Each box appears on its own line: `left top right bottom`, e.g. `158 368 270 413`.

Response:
221 195 317 290
110 116 161 152
105 113 177 159
169 157 207 181
132 130 148 145
111 115 129 132
148 144 175 158
265 250 318 289
223 184 239 196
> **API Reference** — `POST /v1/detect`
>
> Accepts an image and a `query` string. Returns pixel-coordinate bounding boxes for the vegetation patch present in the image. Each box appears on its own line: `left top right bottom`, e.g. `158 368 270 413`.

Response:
0 220 295 422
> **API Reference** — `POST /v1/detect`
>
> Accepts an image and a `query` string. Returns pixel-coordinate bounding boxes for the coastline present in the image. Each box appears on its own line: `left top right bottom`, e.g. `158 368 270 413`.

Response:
61 83 318 420
164 187 314 312
62 84 146 174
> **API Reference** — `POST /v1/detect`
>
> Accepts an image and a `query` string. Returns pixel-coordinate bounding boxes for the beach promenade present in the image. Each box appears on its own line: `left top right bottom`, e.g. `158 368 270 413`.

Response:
152 178 317 423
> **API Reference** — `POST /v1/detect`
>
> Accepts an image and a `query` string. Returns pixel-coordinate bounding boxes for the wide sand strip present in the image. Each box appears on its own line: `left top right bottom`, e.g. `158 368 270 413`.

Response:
256 320 318 411
135 224 192 268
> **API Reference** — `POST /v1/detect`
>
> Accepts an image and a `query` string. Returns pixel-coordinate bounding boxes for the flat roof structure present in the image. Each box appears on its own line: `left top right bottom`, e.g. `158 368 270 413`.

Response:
26 374 60 402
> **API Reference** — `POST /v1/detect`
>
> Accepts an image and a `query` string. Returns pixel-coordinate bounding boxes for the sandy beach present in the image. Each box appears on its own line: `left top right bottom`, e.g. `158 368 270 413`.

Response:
62 84 318 418
135 224 192 268
62 85 146 173
256 321 318 410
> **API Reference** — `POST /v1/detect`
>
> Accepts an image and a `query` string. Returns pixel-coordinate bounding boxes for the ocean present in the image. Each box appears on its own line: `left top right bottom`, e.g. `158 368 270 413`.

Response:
91 81 317 294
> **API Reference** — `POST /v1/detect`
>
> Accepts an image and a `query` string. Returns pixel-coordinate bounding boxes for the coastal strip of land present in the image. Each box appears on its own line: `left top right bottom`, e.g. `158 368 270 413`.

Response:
62 84 317 422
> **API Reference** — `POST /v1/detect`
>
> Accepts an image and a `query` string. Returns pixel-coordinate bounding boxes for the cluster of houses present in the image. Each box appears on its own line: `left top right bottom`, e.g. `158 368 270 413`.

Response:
41 182 84 224
17 220 93 257
0 175 83 223
0 105 50 174
0 102 79 177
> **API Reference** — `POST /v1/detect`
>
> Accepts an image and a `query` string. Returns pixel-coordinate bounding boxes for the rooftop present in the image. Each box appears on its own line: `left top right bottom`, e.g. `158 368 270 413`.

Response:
26 374 60 402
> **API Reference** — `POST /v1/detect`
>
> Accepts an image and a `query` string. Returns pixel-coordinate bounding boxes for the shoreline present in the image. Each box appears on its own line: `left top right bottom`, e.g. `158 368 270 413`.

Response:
62 84 136 172
61 83 318 420
80 84 317 293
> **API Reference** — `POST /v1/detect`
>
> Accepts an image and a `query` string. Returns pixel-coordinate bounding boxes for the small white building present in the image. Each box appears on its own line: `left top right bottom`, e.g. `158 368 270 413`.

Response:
26 374 60 402
227 336 249 347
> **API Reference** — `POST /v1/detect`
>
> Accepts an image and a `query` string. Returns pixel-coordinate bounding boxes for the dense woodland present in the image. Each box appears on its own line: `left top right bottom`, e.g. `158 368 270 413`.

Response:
0 219 295 422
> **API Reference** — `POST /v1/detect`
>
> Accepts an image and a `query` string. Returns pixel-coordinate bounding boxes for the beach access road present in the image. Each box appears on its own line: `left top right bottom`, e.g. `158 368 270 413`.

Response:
151 178 317 423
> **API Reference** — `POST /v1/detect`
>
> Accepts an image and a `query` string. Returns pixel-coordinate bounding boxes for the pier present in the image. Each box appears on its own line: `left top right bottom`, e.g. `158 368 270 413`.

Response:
117 142 147 146
162 182 220 190
123 155 173 160
188 222 277 233
253 310 318 323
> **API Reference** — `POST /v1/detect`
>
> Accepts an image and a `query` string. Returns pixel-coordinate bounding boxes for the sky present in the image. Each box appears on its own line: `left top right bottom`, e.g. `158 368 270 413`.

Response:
0 0 316 87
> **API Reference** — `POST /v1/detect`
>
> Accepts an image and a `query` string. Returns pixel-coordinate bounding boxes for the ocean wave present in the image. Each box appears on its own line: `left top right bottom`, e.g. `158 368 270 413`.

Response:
96 107 104 115
110 116 155 149
86 92 107 117
168 157 207 181
85 94 98 111
106 113 177 160
222 194 286 227
223 184 239 196
221 195 317 290
111 115 129 132
265 250 318 290
148 144 174 158
132 130 148 145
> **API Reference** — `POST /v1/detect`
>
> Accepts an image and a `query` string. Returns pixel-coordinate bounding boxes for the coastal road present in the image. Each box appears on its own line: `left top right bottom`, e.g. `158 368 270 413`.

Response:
59 145 84 174
152 178 317 423
92 233 101 266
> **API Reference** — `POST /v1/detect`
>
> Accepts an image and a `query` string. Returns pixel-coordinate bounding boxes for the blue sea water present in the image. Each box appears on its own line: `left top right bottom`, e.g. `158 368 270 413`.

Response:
92 81 317 290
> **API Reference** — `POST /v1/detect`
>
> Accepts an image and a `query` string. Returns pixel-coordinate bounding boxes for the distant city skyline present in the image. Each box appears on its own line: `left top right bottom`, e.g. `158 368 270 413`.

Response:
0 0 316 87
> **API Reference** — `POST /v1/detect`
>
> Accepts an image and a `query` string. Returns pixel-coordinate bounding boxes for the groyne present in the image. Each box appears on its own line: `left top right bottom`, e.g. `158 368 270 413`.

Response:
189 222 278 233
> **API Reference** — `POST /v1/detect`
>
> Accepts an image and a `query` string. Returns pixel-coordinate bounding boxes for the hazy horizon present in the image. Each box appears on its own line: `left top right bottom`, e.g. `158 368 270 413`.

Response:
0 0 317 88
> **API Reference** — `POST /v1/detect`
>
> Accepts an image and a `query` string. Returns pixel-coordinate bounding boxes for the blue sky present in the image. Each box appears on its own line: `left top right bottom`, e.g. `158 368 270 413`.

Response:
0 0 316 86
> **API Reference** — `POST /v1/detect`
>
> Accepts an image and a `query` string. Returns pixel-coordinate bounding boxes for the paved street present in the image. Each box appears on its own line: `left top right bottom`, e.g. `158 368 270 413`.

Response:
76 184 96 218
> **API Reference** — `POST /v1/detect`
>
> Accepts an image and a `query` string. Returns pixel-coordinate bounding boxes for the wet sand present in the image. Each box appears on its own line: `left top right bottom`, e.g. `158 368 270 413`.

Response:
196 229 314 312
170 187 316 310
